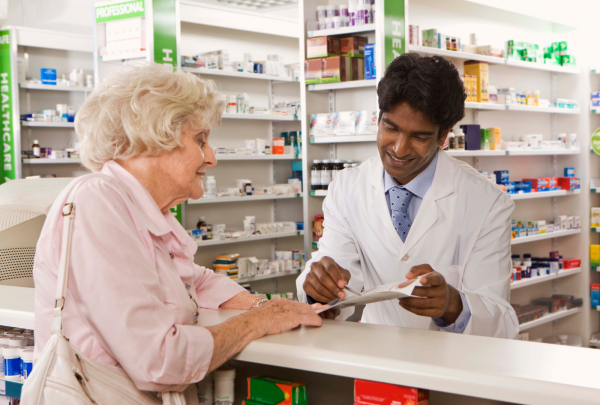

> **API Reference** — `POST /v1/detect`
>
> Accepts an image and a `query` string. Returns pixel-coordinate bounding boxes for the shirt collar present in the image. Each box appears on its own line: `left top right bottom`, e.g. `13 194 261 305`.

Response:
100 160 173 236
383 150 439 199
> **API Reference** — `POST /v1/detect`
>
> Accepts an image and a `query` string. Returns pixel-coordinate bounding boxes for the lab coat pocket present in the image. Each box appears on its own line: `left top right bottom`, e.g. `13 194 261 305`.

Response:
438 265 464 290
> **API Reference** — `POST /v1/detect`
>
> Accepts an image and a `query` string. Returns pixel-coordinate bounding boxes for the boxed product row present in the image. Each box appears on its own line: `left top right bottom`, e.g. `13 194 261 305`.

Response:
510 216 580 240
181 51 293 78
210 251 303 280
489 167 581 195
507 40 575 67
190 217 303 242
23 140 79 160
0 326 35 382
221 94 301 118
21 103 75 123
511 251 580 283
456 124 578 151
200 177 301 200
311 0 377 31
309 111 378 137
591 92 600 112
512 295 583 325
213 132 302 158
311 159 360 190
20 67 93 88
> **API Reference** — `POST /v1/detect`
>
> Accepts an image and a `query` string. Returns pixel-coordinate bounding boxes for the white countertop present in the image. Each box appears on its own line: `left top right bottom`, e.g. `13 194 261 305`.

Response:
199 309 600 405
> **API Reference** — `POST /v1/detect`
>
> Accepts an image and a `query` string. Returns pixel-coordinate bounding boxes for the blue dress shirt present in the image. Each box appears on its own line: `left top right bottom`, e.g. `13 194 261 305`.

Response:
384 151 471 333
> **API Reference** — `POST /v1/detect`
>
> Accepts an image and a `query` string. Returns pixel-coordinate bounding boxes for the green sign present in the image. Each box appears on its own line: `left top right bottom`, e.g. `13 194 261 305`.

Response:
170 204 183 223
592 128 600 155
0 30 16 184
95 0 145 23
152 0 178 69
384 0 406 69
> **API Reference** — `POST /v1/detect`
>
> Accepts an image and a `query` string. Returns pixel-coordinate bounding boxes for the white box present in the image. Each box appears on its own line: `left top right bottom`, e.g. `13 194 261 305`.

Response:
309 113 333 137
505 141 525 150
355 111 378 135
333 111 356 136
554 215 567 230
574 215 581 228
567 216 575 229
522 134 543 149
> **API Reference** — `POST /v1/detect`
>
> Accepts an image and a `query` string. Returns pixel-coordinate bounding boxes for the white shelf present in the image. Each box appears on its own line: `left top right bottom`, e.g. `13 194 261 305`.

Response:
236 270 300 284
506 149 580 156
14 26 92 53
409 45 505 65
505 59 579 74
22 158 81 164
195 230 304 247
182 67 296 82
505 105 580 114
464 102 506 111
511 229 581 245
188 194 301 204
307 24 375 38
19 83 92 92
446 150 505 157
221 113 298 121
0 286 35 329
99 51 147 62
310 135 376 144
510 190 580 200
511 268 581 290
308 80 376 92
20 121 74 128
519 308 581 332
216 154 299 160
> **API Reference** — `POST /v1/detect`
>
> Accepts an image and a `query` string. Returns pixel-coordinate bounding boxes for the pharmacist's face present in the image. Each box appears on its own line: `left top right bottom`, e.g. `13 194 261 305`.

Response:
160 126 216 204
377 102 447 185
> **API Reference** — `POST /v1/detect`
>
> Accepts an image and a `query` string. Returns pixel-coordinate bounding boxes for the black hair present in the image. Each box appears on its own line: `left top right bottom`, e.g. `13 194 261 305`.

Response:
377 53 466 137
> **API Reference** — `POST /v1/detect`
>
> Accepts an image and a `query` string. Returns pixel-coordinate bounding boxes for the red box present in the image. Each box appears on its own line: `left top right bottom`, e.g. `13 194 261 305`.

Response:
548 177 558 190
355 380 429 405
563 259 581 269
523 178 549 192
558 177 578 191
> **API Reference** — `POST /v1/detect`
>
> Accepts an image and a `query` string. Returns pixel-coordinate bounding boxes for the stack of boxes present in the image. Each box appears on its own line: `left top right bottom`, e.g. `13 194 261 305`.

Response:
463 61 489 103
309 111 378 137
305 36 375 84
506 40 575 67
591 92 600 113
492 167 580 196
244 376 307 405
213 253 240 280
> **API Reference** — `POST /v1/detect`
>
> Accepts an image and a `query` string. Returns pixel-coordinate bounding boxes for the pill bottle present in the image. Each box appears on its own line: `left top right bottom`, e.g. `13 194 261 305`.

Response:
196 217 208 240
558 255 563 270
214 367 235 405
32 140 41 158
321 160 332 190
568 133 577 149
331 159 344 181
311 160 323 190
511 254 521 267
244 181 254 195
455 127 465 150
448 129 456 150
205 176 217 198
530 263 538 278
316 5 327 21
549 258 559 274
8 337 27 348
3 347 21 381
197 372 213 404
21 349 33 380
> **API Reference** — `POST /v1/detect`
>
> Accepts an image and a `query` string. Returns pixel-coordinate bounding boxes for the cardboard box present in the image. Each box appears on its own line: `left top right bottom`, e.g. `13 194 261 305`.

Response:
354 380 429 405
494 170 509 185
592 245 600 268
322 56 352 83
559 177 578 191
309 113 333 137
307 36 340 58
341 36 368 58
248 376 307 405
592 284 600 308
563 259 581 269
352 57 365 81
333 111 356 136
554 215 568 230
364 43 376 80
355 111 378 135
561 54 576 67
488 127 501 150
464 61 489 103
304 58 322 84
460 124 481 150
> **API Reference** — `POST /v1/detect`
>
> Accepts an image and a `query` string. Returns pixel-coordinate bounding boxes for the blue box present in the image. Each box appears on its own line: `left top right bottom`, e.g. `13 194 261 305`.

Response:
506 182 516 194
364 43 376 80
460 124 481 150
564 167 575 177
593 92 600 99
515 181 531 194
41 68 57 85
494 170 509 185
592 286 600 308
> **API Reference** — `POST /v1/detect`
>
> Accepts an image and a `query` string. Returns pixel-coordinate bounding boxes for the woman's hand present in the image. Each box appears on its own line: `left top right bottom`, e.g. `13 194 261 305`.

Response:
255 299 323 335
219 292 257 310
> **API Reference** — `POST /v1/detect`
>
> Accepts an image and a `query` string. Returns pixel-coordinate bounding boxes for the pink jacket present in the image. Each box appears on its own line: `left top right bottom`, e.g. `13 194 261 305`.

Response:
33 160 245 392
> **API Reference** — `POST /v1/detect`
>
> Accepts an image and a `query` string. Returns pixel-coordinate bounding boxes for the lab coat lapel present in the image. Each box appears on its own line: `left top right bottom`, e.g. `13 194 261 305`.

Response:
369 159 405 247
401 150 455 257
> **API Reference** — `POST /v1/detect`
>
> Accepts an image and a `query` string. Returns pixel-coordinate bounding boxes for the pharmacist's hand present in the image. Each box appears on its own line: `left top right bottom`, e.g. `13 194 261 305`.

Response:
303 256 352 303
311 303 341 320
256 299 322 336
399 264 463 325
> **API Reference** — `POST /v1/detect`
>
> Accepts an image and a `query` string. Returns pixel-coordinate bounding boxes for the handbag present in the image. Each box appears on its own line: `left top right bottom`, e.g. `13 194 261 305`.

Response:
21 176 189 405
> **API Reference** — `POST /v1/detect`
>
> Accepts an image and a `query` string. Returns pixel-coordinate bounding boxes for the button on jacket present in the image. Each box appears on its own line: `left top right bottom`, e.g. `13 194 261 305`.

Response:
33 161 245 397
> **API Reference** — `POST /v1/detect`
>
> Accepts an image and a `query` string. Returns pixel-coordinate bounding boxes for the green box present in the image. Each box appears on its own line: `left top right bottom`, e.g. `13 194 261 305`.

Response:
248 376 308 405
244 401 272 405
559 41 568 54
507 40 515 47
551 42 560 53
561 54 576 67
480 129 489 150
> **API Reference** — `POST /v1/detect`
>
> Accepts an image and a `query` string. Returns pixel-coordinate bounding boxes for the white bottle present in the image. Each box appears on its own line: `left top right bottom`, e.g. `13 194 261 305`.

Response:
205 176 217 198
214 367 235 405
196 373 213 404
32 140 41 158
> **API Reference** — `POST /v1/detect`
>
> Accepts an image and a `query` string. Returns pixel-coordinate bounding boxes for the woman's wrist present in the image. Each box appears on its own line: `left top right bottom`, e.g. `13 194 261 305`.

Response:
220 292 257 310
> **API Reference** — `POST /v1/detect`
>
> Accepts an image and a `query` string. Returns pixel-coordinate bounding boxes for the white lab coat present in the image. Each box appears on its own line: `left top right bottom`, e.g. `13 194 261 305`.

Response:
297 150 519 339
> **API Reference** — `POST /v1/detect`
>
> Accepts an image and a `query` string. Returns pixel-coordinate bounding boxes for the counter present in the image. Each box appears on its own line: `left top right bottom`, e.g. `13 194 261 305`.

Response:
200 309 600 405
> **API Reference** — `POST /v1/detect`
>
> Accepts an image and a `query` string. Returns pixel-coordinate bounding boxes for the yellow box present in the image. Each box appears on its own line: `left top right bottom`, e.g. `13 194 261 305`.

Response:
470 75 477 102
464 62 489 103
488 128 501 150
591 245 600 268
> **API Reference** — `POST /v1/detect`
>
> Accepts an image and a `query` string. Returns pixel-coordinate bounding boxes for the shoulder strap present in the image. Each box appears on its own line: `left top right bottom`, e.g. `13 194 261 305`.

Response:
51 176 96 335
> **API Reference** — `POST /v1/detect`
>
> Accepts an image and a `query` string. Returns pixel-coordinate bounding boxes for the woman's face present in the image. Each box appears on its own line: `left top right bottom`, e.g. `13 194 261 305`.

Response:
158 126 216 206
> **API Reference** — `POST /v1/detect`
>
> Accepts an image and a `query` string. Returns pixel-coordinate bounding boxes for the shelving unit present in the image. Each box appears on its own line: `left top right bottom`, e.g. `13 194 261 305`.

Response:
195 230 304 247
311 189 581 201
307 24 375 38
519 308 582 332
221 113 298 121
182 67 297 82
19 83 92 92
511 268 581 290
20 121 75 128
235 270 301 284
510 229 581 245
22 158 81 164
188 194 301 204
215 154 299 161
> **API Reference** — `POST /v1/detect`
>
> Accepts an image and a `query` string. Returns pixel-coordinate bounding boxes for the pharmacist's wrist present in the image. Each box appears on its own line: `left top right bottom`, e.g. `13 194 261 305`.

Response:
442 286 463 325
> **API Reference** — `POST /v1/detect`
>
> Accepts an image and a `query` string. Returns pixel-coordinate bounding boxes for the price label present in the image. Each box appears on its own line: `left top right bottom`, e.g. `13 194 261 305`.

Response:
0 379 6 395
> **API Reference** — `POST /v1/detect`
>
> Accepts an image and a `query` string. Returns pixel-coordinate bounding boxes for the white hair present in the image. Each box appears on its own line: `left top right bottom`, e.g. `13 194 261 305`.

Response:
75 63 224 172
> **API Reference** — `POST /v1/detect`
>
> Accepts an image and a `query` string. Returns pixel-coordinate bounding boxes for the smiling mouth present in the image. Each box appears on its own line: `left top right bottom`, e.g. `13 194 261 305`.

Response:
388 152 415 163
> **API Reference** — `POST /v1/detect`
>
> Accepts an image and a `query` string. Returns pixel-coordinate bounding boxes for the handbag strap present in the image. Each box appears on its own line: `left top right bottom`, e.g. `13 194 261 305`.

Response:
51 176 96 335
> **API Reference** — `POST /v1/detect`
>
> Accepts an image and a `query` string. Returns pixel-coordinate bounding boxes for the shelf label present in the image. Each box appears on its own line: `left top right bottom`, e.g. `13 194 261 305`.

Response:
592 128 600 155
0 29 17 184
384 0 406 67
152 0 178 70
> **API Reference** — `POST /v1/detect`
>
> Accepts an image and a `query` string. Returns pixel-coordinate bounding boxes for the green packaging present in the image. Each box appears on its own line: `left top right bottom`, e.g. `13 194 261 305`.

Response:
244 401 272 405
248 376 308 405
561 54 576 67
480 129 490 151
551 42 560 53
559 41 568 55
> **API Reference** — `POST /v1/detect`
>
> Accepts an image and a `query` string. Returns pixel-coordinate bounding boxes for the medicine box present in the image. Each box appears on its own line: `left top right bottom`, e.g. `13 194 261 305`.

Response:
489 127 501 150
333 111 356 136
561 55 576 67
354 379 429 405
554 215 568 230
592 245 600 268
355 110 378 135
305 58 323 84
352 57 365 81
592 208 600 226
40 68 57 85
248 376 307 405
364 43 376 80
322 56 352 83
464 61 489 103
558 177 578 191
307 36 340 58
340 36 368 58
592 284 600 309
309 113 333 137
494 170 509 185
592 92 600 99
460 124 481 150
564 167 575 177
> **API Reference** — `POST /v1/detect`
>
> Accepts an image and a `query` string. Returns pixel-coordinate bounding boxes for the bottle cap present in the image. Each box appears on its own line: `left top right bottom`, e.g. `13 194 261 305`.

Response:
33 140 39 144
313 160 322 163
20 350 34 362
322 159 331 163
214 367 236 380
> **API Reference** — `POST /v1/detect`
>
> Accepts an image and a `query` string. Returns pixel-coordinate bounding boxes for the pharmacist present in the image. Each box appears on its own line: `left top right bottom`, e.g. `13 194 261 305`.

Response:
297 53 519 338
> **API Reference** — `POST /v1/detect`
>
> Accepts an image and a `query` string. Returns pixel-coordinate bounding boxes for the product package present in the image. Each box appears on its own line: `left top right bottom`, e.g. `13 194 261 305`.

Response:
352 57 365 80
364 43 376 80
309 113 333 137
247 376 307 405
355 111 378 135
592 284 600 308
592 245 600 269
460 124 481 150
354 379 429 405
307 36 341 58
304 58 323 84
340 36 368 58
488 127 501 150
464 61 489 103
333 111 356 136
41 68 57 85
322 56 352 83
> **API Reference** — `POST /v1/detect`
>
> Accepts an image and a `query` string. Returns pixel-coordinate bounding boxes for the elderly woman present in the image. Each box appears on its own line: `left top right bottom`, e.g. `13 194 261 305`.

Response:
33 63 321 401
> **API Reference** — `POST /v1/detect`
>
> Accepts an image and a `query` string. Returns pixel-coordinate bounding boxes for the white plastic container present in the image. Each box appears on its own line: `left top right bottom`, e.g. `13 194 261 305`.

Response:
21 349 34 380
8 337 27 347
214 367 235 405
196 372 213 404
0 345 4 377
3 346 21 381
568 133 577 149
205 176 217 198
